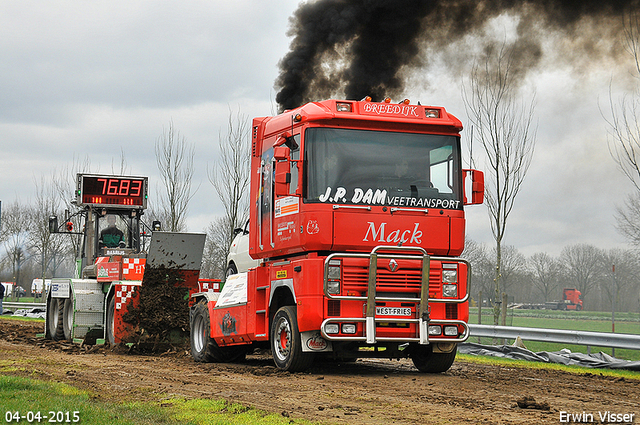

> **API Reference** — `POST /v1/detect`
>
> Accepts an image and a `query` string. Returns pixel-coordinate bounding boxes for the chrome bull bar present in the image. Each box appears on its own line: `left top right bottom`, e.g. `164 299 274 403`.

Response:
323 245 471 345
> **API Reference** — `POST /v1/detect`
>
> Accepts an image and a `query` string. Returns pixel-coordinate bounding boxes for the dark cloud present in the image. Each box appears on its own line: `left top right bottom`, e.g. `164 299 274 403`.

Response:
275 0 640 111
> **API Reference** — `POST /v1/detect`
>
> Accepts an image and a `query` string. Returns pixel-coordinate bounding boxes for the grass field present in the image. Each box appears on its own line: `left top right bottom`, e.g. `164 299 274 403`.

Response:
469 307 640 361
0 375 315 425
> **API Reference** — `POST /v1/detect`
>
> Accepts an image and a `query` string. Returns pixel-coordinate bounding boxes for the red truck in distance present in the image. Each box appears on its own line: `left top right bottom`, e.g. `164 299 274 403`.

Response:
190 98 485 373
545 288 583 311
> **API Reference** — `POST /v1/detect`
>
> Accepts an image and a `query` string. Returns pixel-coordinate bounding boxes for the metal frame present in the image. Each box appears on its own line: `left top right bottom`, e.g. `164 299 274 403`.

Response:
321 245 471 345
469 324 640 351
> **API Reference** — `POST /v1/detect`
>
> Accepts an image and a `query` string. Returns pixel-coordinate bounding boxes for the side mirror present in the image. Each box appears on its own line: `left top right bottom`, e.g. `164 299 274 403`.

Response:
463 169 484 205
274 159 291 197
274 145 291 197
273 145 289 161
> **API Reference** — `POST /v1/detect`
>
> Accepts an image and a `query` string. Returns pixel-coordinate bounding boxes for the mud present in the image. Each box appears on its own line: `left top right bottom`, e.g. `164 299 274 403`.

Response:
1 319 639 425
121 265 191 346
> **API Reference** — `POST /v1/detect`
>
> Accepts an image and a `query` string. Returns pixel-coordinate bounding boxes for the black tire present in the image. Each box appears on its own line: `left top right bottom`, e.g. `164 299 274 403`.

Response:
46 297 61 340
61 298 73 340
190 300 247 363
270 306 314 372
576 305 582 311
105 296 116 345
411 344 457 373
226 263 238 277
49 297 72 341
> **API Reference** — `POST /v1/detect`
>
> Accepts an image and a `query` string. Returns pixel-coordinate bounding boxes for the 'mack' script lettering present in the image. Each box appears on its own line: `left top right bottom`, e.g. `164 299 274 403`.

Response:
363 222 422 244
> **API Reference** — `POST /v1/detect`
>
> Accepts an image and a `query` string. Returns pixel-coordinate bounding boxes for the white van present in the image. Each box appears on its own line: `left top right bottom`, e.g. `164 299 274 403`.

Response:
226 220 260 276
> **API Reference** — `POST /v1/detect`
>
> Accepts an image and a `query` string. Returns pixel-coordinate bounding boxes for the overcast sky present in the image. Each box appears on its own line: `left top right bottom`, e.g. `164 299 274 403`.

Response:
1 1 637 259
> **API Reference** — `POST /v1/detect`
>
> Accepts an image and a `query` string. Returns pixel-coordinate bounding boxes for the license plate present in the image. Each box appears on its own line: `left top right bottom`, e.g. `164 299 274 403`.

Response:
376 307 412 317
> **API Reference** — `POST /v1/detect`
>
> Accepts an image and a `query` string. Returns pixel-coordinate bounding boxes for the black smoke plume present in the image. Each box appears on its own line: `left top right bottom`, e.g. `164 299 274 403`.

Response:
275 0 640 111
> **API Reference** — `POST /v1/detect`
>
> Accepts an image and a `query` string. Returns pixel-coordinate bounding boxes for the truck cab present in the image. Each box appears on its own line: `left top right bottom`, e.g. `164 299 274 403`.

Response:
192 99 484 373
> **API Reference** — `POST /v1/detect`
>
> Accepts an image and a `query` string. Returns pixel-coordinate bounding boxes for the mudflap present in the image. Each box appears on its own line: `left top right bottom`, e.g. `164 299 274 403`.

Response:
107 282 142 344
211 305 250 346
210 273 252 347
301 331 333 353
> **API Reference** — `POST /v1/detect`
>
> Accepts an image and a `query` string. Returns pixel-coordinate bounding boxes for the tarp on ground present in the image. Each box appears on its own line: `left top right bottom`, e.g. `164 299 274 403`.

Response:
458 342 640 371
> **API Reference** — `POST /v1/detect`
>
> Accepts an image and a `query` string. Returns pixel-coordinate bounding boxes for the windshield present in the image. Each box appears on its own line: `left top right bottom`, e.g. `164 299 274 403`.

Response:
304 128 462 209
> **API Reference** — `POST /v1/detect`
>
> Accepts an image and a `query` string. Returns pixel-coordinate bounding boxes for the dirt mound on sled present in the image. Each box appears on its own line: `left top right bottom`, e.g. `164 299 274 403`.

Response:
122 265 191 345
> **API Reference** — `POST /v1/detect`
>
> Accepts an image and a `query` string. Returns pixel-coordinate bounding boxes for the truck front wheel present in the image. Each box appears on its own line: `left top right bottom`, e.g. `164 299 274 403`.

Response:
270 306 314 372
190 300 247 363
411 344 457 373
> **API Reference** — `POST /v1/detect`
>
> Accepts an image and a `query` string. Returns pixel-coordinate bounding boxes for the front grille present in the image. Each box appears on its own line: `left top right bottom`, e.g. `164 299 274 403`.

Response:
341 257 442 296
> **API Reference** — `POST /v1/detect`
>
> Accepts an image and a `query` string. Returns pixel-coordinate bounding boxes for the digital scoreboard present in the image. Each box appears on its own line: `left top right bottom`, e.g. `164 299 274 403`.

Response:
76 174 148 208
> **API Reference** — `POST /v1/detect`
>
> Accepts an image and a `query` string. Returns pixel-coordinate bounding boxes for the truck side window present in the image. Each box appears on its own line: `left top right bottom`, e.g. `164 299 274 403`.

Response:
289 134 301 195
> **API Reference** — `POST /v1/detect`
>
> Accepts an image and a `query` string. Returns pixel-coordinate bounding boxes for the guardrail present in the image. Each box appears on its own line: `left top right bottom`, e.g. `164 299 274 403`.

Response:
469 324 640 350
2 304 640 350
2 302 46 311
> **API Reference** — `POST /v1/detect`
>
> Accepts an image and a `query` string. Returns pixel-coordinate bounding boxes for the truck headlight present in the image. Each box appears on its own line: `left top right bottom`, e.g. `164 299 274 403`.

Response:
326 259 342 295
444 326 458 336
327 281 340 295
342 324 357 334
442 269 457 283
327 265 341 279
442 284 457 298
325 323 339 334
428 325 442 336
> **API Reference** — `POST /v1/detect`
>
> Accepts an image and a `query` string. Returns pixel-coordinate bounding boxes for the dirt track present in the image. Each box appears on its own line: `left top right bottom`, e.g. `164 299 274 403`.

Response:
1 319 638 424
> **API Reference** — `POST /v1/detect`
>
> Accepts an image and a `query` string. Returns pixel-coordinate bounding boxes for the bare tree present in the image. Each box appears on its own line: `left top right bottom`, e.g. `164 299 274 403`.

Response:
607 10 640 245
463 238 493 307
29 175 69 282
560 243 604 306
51 157 92 273
528 252 561 303
155 121 197 232
0 201 32 291
614 193 640 246
201 216 230 280
463 42 537 324
496 244 527 295
207 108 251 276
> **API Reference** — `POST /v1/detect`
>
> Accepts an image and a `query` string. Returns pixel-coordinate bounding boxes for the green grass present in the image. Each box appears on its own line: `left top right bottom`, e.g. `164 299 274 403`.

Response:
1 315 45 323
0 375 316 425
456 353 640 381
469 307 640 361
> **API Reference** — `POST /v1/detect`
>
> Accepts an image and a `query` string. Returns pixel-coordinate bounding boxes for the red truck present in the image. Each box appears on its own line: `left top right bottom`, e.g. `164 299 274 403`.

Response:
545 288 583 311
189 98 484 372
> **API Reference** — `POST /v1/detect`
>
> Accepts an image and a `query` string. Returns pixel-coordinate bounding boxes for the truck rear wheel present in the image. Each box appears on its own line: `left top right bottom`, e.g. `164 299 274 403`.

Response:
190 300 247 363
411 344 457 373
270 306 314 372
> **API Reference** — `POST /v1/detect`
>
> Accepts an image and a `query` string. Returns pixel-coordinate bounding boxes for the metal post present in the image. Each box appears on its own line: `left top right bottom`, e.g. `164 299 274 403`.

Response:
501 292 508 344
477 290 482 343
612 264 616 357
